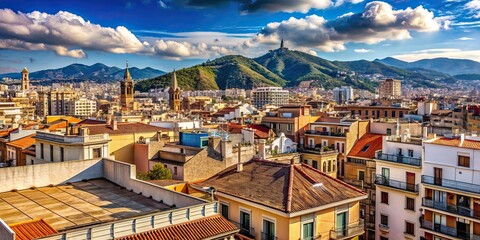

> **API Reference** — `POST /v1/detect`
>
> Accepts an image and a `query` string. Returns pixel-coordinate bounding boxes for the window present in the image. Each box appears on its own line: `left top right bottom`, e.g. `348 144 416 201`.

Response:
221 203 229 219
358 171 365 181
406 197 415 211
405 222 415 235
381 192 389 204
392 111 396 118
365 110 369 116
174 167 178 175
323 162 327 172
303 159 308 164
380 237 388 240
333 160 336 172
328 161 332 172
458 155 470 168
263 219 275 240
287 124 292 131
380 214 389 227
40 143 44 159
312 160 318 169
386 128 392 135
302 222 314 240
50 145 53 162
361 145 370 152
60 147 64 162
384 111 388 117
93 148 102 158
408 149 414 157
240 210 251 234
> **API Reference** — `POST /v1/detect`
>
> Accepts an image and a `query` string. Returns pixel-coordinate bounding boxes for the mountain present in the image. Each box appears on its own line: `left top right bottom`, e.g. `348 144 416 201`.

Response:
135 55 286 91
0 63 165 82
376 57 480 75
137 48 445 91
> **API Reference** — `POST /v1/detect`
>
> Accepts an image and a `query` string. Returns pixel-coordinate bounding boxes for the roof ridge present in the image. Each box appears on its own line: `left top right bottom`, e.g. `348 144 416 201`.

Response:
293 165 317 184
286 165 294 213
300 163 366 195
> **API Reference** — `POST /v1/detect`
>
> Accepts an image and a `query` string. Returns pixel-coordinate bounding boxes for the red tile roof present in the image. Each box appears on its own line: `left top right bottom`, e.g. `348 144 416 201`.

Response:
430 137 480 150
6 134 36 149
193 160 366 213
248 124 272 139
77 119 107 126
83 123 169 135
9 219 57 240
348 133 383 159
116 215 238 240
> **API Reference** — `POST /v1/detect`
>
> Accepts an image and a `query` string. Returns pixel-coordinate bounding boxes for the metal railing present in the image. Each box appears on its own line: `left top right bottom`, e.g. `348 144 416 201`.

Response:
375 151 421 166
261 232 278 240
421 175 480 195
374 174 419 193
422 198 480 219
329 219 364 239
420 220 480 239
305 130 346 137
229 220 255 239
300 145 338 155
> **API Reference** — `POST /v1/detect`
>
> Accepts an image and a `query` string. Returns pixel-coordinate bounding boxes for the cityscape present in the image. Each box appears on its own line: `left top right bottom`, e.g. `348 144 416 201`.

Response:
0 0 480 240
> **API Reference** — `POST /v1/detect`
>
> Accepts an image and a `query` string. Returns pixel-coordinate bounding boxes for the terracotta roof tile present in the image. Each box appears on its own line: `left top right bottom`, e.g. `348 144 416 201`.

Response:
347 133 383 159
431 137 480 150
193 160 366 213
9 219 57 240
6 134 36 149
116 215 238 240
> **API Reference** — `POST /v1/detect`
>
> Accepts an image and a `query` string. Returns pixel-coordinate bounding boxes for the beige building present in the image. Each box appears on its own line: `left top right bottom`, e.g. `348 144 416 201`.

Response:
378 78 401 99
66 98 97 117
37 89 78 117
252 86 289 109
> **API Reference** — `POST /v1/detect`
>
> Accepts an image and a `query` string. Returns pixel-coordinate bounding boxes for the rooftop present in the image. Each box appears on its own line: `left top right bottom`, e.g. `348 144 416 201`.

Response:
6 134 35 149
430 137 480 150
82 122 169 135
348 133 383 159
9 219 57 240
193 160 366 214
0 179 170 231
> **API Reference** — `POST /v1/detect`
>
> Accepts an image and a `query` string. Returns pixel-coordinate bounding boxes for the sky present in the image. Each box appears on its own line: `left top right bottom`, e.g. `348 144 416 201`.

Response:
0 0 479 73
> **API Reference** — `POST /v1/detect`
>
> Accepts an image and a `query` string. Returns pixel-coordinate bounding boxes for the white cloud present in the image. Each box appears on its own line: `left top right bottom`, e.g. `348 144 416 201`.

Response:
457 37 475 40
0 8 235 59
466 0 480 18
335 0 365 7
392 48 480 62
158 0 168 8
354 48 372 53
250 2 448 52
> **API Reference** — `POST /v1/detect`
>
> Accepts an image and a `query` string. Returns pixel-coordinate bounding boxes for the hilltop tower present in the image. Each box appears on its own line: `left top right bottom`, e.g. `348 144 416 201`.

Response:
120 61 134 110
280 38 284 49
21 67 29 91
169 70 181 112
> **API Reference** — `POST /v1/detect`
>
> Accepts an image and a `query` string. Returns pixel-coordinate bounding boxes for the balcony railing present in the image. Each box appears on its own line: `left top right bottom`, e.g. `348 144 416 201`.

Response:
300 146 338 155
375 151 421 166
421 175 480 195
329 219 364 240
422 198 480 219
305 130 346 137
421 220 480 239
261 232 278 240
374 174 419 193
229 220 255 239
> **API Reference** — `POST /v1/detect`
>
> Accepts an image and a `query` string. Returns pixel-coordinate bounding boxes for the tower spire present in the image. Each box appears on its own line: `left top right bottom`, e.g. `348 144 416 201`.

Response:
124 60 132 80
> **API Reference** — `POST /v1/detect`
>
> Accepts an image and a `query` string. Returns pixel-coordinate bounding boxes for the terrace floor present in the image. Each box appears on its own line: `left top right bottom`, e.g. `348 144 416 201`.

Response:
0 179 170 231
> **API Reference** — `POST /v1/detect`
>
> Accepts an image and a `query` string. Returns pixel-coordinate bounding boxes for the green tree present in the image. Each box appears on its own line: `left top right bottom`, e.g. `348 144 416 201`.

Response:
137 163 172 180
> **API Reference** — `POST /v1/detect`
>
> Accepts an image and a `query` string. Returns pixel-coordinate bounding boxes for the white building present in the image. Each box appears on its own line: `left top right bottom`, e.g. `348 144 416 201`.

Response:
67 98 97 117
375 131 424 240
422 134 480 240
333 86 354 104
252 87 289 109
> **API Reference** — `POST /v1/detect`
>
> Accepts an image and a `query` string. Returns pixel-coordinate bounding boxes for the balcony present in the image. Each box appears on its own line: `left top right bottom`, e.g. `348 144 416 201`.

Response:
261 232 278 240
421 220 480 239
374 174 419 193
300 146 338 155
378 224 390 232
375 151 421 166
329 219 364 240
305 130 346 137
421 175 480 195
229 220 255 239
422 198 480 219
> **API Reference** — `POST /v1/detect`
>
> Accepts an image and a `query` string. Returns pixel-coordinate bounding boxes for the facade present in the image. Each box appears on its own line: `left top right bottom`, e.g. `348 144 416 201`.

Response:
192 160 367 240
37 89 77 117
429 109 463 134
378 78 401 99
334 105 410 120
333 86 354 105
66 98 97 117
252 87 289 109
21 67 29 91
169 71 181 112
422 135 480 240
5 134 35 166
463 105 480 131
120 64 134 110
375 133 424 240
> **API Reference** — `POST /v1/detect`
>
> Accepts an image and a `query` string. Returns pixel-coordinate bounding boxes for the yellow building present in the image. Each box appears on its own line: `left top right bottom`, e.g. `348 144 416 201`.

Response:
301 150 338 178
191 160 367 240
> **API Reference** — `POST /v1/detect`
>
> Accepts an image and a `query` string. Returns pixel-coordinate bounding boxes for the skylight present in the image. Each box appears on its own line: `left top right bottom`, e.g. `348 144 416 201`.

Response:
361 145 370 152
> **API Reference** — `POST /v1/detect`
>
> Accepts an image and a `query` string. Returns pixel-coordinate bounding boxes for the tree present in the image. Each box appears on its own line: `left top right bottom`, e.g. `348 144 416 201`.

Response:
137 163 172 180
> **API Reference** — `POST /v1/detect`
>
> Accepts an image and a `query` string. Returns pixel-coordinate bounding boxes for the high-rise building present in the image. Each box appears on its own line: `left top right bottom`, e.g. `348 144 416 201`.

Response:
120 62 134 110
21 67 29 91
37 89 78 117
252 86 289 109
378 78 402 99
66 98 97 117
333 86 354 104
169 70 181 112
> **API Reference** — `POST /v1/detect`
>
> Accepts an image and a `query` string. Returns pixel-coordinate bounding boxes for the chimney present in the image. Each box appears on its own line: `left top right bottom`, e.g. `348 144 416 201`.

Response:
111 118 118 131
258 139 266 159
422 126 428 139
460 133 465 146
237 144 243 172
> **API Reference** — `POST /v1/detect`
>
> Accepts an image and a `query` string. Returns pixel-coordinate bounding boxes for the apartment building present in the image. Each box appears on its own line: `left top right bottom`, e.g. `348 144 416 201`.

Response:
333 86 354 105
375 132 424 240
252 87 289 109
262 105 319 143
302 117 370 177
66 97 97 117
334 105 410 120
463 105 480 131
421 135 480 240
37 89 78 117
378 78 401 99
191 159 367 240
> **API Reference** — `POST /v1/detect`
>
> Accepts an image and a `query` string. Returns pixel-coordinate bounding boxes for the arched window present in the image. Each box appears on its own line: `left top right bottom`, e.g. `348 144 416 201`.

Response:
323 162 327 172
328 161 332 172
333 160 336 171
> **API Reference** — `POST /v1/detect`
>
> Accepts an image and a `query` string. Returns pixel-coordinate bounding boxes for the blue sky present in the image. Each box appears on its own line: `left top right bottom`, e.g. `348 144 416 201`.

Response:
0 0 479 73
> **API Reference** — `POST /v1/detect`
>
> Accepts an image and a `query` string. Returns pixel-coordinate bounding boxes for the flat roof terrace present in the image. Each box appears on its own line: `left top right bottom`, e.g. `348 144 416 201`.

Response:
0 179 170 231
